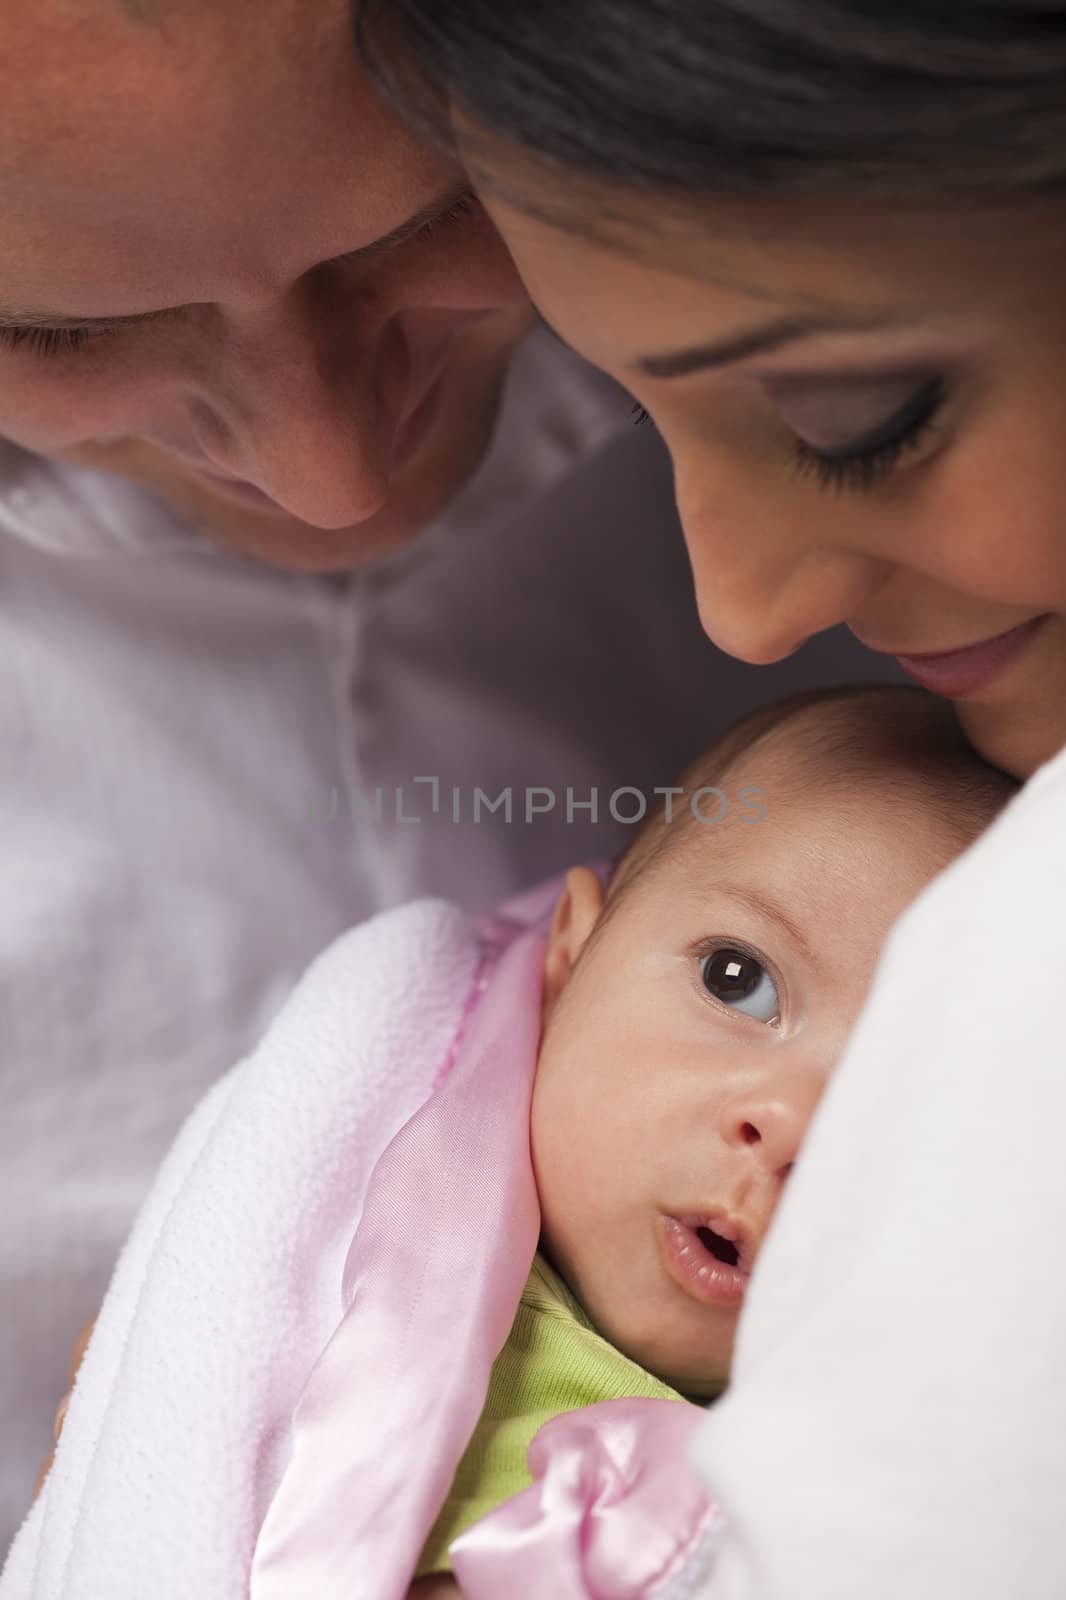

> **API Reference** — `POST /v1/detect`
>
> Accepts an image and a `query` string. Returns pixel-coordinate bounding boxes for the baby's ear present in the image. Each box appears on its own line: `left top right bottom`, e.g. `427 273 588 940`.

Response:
542 867 606 1012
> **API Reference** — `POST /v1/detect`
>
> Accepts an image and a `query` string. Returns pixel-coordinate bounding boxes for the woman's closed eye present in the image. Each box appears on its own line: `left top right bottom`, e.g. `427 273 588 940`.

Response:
700 944 781 1024
769 371 948 495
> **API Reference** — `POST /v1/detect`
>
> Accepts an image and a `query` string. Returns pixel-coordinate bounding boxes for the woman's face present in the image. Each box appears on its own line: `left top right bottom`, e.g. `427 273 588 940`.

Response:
0 0 530 570
481 184 1066 777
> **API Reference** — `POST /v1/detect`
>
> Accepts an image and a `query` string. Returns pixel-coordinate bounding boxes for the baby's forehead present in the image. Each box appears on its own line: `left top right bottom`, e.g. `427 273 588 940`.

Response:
613 688 1008 931
720 702 885 785
711 699 962 823
726 728 955 852
650 727 954 907
624 768 942 984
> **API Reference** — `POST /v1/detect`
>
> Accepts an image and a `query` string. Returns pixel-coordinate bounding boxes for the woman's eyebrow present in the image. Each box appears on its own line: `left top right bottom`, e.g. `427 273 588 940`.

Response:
637 311 909 379
0 183 474 331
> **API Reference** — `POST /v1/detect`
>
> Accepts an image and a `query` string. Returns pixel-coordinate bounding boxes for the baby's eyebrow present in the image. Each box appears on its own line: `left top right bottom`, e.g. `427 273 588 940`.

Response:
713 882 819 970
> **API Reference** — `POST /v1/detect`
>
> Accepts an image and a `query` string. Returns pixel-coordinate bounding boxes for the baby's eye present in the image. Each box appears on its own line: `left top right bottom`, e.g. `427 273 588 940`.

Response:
701 947 780 1024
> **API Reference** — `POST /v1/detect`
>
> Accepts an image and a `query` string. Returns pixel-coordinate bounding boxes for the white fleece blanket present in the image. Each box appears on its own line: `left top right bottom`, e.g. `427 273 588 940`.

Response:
1 899 480 1600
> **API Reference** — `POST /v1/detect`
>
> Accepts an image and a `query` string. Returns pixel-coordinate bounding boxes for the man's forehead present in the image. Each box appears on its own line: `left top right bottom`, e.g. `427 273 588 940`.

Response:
0 0 402 182
2 0 239 174
0 0 447 319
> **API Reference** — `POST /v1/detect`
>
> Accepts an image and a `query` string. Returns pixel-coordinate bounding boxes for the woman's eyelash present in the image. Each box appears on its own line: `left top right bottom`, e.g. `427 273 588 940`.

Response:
0 324 113 360
631 403 651 426
792 374 946 495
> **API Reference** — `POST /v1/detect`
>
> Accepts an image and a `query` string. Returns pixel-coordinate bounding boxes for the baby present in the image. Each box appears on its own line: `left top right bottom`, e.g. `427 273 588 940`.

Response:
414 683 1017 1590
29 684 1016 1600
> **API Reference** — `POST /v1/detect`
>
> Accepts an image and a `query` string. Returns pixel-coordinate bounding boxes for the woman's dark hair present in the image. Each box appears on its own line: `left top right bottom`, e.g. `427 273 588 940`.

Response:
357 1 1066 207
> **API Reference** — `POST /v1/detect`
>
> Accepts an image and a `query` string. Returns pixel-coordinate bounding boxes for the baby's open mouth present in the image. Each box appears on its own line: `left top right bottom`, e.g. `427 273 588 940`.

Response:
659 1213 753 1309
696 1224 741 1268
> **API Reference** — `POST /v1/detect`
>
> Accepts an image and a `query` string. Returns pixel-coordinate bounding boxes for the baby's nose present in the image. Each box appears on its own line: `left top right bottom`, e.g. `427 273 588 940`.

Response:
718 1073 826 1180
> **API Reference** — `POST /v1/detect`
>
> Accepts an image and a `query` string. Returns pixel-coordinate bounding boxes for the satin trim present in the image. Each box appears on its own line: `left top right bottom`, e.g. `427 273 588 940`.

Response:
451 1397 723 1599
250 915 544 1600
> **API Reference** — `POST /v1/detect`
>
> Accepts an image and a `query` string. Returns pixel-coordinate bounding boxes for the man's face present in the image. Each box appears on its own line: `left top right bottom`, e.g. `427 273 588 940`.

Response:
0 0 532 569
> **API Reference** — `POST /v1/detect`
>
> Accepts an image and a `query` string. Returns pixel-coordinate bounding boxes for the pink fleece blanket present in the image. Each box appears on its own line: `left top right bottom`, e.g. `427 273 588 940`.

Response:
2 885 720 1600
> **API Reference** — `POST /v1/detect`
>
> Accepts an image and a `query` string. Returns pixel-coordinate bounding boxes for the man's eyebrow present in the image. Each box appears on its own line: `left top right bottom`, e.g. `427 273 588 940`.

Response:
712 881 820 972
0 183 474 331
337 180 473 264
637 311 908 379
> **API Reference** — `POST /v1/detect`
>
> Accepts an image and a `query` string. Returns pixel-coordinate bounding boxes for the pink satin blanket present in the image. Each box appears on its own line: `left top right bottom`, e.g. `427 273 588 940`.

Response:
250 896 721 1598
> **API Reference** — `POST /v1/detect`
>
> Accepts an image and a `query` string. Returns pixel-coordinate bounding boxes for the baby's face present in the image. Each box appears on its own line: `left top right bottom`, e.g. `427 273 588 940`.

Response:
531 742 955 1394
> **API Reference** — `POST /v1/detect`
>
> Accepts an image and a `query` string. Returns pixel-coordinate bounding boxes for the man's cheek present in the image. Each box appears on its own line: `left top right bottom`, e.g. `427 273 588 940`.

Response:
0 374 156 455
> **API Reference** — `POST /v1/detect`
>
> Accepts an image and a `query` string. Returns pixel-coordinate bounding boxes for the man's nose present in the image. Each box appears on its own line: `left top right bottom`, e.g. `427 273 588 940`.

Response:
189 303 398 531
717 1071 827 1181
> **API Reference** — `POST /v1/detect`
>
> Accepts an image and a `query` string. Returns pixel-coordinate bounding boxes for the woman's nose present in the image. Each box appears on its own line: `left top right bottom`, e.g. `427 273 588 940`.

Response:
692 544 889 665
717 1071 827 1182
189 304 402 531
674 454 890 663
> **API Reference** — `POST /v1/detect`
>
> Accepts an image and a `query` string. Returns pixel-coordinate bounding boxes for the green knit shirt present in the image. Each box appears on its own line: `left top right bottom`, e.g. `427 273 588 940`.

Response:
416 1253 690 1578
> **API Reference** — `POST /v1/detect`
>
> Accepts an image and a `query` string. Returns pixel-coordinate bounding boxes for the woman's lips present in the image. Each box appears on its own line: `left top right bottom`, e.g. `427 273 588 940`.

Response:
659 1215 752 1309
890 616 1049 699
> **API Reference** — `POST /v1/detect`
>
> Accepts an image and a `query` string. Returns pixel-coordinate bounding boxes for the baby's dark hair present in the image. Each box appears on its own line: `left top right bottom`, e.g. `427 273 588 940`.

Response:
606 683 1019 904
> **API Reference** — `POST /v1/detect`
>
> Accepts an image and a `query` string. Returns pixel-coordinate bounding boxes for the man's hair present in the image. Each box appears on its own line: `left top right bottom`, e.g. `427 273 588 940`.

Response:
607 683 1019 901
357 0 1066 225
